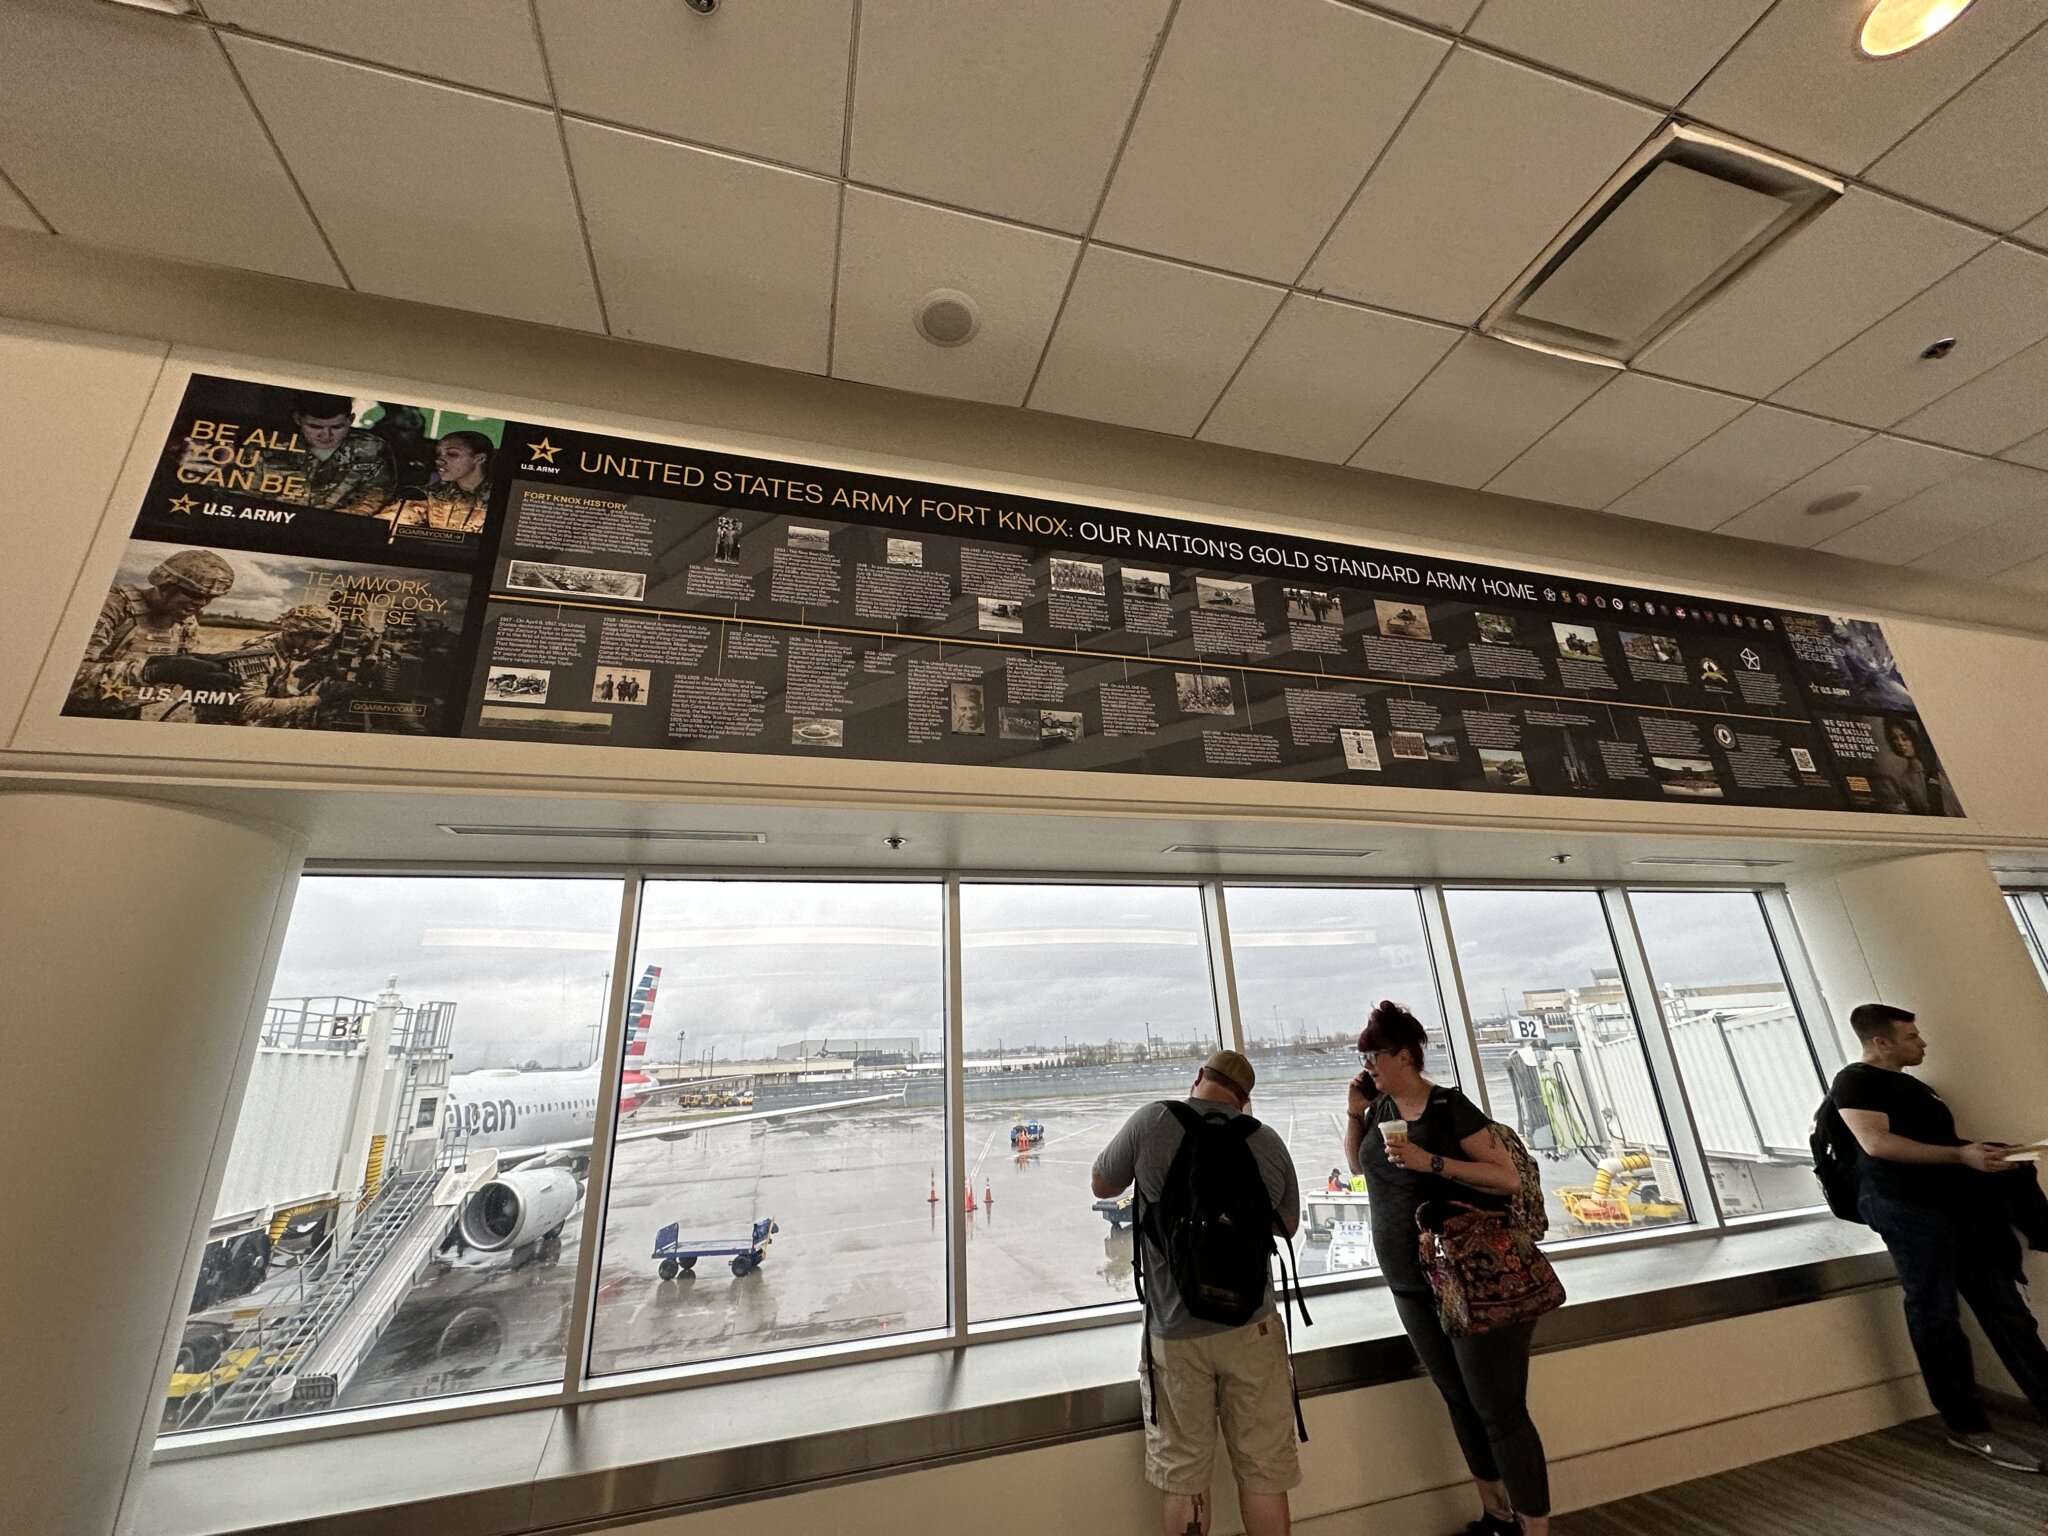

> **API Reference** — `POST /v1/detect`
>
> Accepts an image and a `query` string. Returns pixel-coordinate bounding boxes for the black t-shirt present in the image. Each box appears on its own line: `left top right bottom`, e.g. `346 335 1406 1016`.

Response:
1831 1062 1966 1204
1356 1080 1501 1294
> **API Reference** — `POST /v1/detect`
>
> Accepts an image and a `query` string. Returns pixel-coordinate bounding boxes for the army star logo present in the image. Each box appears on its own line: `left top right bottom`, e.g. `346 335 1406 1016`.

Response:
168 494 198 515
527 437 561 465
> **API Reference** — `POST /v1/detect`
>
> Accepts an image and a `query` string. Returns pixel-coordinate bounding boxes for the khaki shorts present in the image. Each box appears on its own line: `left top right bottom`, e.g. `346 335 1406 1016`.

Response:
1139 1317 1302 1496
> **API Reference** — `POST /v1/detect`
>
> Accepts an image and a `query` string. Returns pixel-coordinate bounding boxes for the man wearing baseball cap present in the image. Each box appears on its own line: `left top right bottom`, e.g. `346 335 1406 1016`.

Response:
1093 1050 1303 1536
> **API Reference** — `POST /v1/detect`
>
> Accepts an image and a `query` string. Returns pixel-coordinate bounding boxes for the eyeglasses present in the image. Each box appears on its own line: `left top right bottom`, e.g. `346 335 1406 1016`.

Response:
1360 1049 1383 1065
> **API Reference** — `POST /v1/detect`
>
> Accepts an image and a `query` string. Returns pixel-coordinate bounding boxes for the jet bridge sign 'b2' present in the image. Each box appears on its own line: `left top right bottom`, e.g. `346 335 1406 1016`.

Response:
62 371 1963 819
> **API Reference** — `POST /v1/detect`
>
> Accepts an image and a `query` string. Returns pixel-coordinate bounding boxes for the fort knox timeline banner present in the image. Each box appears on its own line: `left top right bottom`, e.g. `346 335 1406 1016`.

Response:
62 372 1964 817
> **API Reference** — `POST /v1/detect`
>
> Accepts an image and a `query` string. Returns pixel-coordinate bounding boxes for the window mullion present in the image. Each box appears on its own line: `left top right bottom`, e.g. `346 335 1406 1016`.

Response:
1602 887 1721 1230
561 869 644 1395
1422 885 1488 1110
1203 881 1245 1054
944 875 969 1343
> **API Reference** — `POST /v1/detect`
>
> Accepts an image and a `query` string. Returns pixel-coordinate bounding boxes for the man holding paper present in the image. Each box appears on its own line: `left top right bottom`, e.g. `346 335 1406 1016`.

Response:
1833 1002 2048 1472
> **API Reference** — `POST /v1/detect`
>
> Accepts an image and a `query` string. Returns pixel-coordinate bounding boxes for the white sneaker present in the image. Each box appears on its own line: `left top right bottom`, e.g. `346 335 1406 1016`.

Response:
1947 1432 2044 1472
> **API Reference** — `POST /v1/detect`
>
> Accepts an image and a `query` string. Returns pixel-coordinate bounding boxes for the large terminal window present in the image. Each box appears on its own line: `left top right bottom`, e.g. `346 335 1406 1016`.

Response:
165 875 622 1434
587 880 947 1376
1440 888 1695 1236
1222 885 1450 1276
162 869 1840 1445
958 883 1221 1324
1626 890 1830 1220
2007 891 2048 987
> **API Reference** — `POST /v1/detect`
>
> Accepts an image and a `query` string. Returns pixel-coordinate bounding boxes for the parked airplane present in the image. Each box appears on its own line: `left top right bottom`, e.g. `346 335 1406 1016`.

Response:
440 965 898 1259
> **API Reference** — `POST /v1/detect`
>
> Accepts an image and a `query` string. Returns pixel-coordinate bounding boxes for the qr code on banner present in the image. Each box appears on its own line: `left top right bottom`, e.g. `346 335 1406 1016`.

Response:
1790 747 1817 773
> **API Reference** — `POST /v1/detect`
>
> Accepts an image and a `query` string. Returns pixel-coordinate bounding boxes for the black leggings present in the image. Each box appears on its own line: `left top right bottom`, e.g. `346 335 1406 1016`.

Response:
1393 1290 1550 1518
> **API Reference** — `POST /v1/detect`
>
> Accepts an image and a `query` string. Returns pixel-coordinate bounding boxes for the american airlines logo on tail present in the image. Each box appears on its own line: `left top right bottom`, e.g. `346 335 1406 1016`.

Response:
625 965 661 1059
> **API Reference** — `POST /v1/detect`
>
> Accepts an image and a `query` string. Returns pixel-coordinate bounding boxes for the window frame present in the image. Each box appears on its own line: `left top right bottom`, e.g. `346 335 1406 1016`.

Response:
155 863 1841 1459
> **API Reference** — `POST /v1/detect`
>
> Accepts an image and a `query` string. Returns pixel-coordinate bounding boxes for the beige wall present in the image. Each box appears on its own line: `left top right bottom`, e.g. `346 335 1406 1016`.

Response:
591 1292 1925 1536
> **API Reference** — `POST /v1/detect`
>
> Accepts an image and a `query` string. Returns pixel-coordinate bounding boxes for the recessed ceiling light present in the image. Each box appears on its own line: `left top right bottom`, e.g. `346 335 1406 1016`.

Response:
1860 0 1977 57
1920 336 1958 360
914 289 981 348
103 0 196 12
1805 485 1870 516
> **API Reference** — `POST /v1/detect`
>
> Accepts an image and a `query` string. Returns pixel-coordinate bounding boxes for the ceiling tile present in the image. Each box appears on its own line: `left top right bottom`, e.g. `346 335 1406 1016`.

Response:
0 2 338 283
0 173 43 232
1770 243 2048 429
1093 0 1444 281
1198 296 1461 463
1349 335 1611 489
568 122 837 373
2006 427 2048 470
1685 0 2048 173
831 191 1079 406
1486 373 1749 509
1866 24 2048 232
227 39 600 330
1029 248 1283 435
1304 48 1659 324
1819 459 2048 564
537 0 852 174
206 0 549 100
1467 0 1772 105
1376 0 1483 28
850 0 1171 233
1912 506 2048 580
1713 435 1976 545
1634 190 1988 399
1895 337 2048 454
1606 405 1867 530
1987 548 2048 592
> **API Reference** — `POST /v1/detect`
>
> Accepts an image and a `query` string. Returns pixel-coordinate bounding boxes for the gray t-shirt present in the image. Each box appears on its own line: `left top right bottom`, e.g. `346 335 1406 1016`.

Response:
1092 1097 1301 1338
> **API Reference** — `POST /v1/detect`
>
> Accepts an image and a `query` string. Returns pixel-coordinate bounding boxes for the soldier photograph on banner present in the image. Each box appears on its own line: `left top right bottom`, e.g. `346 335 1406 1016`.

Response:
133 374 507 563
66 539 470 735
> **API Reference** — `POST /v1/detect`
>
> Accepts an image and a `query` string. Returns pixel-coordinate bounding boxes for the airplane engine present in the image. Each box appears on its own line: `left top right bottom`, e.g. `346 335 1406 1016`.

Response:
457 1167 580 1253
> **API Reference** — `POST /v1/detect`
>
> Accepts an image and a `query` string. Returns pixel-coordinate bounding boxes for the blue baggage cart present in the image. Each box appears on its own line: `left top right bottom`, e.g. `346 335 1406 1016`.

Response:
652 1215 778 1279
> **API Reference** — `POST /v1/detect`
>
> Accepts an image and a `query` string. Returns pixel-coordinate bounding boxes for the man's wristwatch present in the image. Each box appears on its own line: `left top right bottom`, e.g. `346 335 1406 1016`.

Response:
1429 1154 1445 1176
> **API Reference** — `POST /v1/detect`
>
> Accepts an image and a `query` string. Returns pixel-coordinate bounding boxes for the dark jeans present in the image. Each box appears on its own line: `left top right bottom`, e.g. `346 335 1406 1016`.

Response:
1393 1290 1550 1517
1863 1190 2048 1435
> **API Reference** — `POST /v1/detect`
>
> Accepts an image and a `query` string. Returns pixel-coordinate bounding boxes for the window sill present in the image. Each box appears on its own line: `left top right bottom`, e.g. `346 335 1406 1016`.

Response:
132 1217 1894 1536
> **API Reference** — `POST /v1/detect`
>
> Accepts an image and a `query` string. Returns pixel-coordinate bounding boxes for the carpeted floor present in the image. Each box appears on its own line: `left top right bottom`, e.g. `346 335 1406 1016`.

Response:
1553 1412 2048 1535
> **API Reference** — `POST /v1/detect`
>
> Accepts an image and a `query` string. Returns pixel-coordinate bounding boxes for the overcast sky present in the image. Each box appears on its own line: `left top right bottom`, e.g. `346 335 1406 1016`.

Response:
270 878 1789 1073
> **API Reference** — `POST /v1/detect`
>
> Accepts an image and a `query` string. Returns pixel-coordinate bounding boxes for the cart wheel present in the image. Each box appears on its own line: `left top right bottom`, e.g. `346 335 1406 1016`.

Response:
730 1255 754 1277
678 1257 697 1276
658 1258 679 1282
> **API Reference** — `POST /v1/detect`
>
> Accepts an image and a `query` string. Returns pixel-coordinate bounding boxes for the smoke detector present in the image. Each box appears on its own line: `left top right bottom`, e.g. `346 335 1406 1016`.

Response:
914 289 981 348
1482 125 1841 367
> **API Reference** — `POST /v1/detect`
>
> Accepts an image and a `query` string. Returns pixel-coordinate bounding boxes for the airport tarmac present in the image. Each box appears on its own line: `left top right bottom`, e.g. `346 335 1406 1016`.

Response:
336 1056 1661 1414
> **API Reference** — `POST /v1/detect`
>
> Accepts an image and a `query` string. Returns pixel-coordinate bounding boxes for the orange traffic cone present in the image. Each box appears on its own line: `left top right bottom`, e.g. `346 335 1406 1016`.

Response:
965 1180 976 1214
982 1181 993 1210
927 1168 938 1204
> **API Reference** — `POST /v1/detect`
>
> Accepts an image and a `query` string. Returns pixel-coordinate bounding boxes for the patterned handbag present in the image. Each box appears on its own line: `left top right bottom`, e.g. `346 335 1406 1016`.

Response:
1415 1123 1565 1336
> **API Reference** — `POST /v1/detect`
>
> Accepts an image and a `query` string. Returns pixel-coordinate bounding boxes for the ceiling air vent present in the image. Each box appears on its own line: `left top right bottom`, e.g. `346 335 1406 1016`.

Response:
1482 126 1841 367
439 825 766 842
1161 844 1377 859
1629 856 1791 870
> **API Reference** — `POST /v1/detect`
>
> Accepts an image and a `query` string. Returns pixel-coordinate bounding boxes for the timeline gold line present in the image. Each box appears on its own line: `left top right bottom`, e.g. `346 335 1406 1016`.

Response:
491 592 1808 729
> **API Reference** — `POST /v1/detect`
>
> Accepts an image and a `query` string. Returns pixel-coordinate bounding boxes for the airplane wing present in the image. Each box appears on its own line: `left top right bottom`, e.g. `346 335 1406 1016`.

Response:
496 1090 906 1170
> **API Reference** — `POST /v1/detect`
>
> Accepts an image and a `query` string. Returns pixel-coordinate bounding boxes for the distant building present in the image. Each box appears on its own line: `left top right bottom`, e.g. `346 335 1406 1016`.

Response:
776 1037 921 1064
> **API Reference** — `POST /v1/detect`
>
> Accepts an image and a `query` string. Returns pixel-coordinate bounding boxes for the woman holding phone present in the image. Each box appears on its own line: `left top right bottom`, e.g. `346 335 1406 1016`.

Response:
1345 1000 1552 1536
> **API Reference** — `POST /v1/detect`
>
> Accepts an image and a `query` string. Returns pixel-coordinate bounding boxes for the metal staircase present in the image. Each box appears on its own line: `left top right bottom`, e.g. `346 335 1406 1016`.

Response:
195 1170 441 1426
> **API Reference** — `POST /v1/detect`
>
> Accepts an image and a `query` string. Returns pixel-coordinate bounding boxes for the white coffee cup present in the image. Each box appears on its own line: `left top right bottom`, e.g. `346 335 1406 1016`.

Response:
1381 1118 1409 1147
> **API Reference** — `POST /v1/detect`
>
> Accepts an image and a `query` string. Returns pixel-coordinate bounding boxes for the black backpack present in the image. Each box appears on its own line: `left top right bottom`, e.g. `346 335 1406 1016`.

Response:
1134 1101 1310 1438
1810 1094 1866 1225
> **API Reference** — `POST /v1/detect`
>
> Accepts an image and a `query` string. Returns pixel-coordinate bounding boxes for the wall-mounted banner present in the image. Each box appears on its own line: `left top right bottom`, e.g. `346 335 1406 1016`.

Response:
63 373 1963 817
